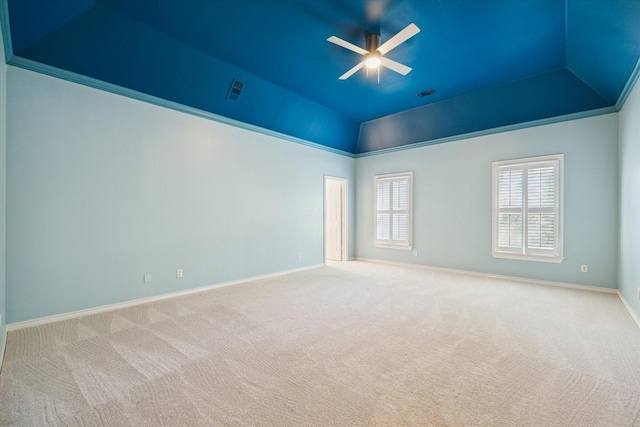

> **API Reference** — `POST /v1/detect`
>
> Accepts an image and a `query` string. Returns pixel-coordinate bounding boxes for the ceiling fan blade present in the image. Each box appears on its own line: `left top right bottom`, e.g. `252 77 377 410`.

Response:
339 60 366 80
327 36 368 56
380 57 412 75
377 23 420 55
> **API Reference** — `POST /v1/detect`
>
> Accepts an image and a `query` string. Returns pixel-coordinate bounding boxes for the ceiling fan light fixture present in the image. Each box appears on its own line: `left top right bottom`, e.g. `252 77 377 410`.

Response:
328 23 420 80
365 53 381 69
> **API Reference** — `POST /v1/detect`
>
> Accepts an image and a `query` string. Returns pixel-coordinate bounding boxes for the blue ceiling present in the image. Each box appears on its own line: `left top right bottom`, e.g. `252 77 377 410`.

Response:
3 0 640 154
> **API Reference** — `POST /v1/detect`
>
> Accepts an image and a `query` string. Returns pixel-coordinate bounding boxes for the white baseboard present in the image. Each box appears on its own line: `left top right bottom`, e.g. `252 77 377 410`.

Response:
7 259 637 333
617 292 640 329
354 257 618 294
352 258 640 329
0 327 6 373
7 264 324 331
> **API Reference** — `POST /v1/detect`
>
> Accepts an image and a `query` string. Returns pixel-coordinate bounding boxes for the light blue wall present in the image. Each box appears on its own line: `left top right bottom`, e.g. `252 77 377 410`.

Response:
6 66 355 323
0 7 7 350
619 74 640 318
2 49 629 325
356 114 619 288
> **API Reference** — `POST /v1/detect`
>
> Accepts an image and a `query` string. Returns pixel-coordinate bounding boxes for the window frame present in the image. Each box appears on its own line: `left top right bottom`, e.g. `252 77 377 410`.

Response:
374 171 413 250
491 154 564 263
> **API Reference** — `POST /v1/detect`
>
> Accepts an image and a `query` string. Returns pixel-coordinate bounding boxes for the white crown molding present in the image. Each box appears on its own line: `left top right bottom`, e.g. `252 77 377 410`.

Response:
0 0 13 62
616 55 640 110
6 56 356 159
355 107 618 158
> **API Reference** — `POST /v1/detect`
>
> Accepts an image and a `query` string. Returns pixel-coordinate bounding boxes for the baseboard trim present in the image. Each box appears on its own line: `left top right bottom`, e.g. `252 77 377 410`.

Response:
617 292 640 329
7 260 633 331
0 327 6 373
355 258 618 294
6 264 324 331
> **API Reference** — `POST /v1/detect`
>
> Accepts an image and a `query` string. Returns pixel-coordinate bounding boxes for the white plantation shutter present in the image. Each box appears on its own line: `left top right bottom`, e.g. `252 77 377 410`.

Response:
374 172 412 249
497 169 523 250
376 181 391 240
527 166 555 251
492 155 563 263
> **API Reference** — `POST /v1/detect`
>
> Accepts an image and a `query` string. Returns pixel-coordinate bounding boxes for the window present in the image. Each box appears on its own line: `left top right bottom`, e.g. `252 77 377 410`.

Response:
374 172 413 250
492 154 563 263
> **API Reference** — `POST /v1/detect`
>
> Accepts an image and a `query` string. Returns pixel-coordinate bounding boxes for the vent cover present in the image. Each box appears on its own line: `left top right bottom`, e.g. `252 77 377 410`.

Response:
226 79 244 101
417 88 436 97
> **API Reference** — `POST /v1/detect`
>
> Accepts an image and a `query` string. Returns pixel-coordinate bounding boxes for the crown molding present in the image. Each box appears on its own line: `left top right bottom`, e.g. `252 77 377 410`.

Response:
7 56 356 158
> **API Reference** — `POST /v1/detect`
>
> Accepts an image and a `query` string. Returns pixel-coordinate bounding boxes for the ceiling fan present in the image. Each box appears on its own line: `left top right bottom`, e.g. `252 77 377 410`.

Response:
327 23 420 81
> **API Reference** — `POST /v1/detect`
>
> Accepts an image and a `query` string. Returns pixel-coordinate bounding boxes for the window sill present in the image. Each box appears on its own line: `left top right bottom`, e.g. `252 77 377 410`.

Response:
375 243 413 251
491 251 564 264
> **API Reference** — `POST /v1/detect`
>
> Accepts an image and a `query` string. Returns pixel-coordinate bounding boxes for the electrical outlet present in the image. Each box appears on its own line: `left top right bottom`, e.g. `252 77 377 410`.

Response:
580 265 588 273
144 273 151 283
176 269 183 278
413 250 418 256
297 253 301 260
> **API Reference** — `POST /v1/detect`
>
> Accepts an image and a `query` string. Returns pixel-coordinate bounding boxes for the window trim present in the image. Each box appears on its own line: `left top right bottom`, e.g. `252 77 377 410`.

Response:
374 171 413 250
491 154 564 263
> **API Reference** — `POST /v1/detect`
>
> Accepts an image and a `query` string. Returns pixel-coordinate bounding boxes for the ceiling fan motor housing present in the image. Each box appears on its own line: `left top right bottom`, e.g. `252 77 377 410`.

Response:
366 33 381 52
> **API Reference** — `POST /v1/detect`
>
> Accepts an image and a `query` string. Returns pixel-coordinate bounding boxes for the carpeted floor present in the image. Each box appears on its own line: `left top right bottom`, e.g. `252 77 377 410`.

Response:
1 261 640 426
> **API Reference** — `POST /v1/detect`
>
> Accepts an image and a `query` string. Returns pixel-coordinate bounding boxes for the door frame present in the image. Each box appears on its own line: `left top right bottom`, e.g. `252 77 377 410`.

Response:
324 176 348 263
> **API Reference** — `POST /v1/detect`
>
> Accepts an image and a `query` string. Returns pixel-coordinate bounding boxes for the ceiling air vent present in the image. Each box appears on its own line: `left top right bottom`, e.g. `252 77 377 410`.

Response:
417 88 436 97
226 79 244 101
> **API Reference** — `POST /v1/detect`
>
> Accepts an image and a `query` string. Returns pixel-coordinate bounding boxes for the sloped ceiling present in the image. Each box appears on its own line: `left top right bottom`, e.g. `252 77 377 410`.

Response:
3 0 640 154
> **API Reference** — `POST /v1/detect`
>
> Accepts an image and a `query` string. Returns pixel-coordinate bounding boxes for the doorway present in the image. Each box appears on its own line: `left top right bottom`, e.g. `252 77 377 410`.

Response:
324 176 347 262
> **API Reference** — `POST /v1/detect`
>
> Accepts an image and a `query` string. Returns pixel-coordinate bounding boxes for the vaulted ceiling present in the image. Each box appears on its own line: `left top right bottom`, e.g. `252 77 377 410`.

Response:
3 0 640 154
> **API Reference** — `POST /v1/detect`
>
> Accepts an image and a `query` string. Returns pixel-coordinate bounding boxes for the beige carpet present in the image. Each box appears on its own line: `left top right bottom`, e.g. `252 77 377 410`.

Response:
1 261 640 426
